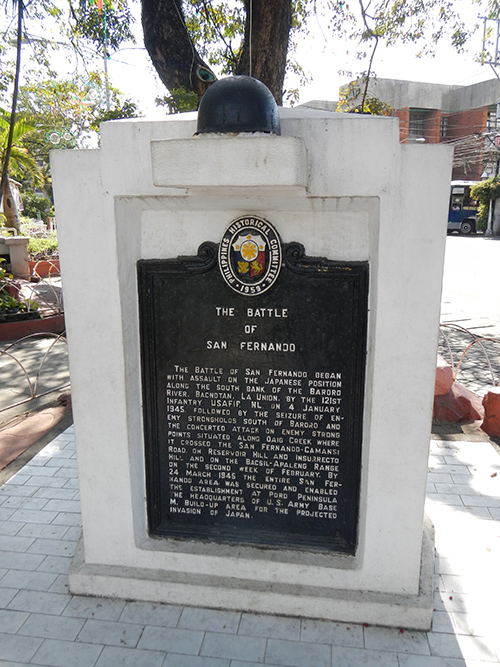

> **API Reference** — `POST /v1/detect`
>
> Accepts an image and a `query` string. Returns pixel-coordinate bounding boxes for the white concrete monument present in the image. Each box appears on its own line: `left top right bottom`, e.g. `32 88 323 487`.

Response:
51 92 452 629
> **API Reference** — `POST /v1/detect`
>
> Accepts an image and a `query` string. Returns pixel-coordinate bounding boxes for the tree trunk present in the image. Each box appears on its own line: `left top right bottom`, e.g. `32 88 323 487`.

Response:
1 178 21 233
141 0 293 105
141 0 216 101
235 0 292 105
0 0 23 233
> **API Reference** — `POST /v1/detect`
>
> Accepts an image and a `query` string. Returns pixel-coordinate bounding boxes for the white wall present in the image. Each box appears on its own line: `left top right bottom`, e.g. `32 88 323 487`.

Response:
51 108 452 628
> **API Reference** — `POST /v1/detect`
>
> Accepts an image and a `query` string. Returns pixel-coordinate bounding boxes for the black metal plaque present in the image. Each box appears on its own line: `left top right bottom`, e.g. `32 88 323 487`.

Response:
138 235 368 554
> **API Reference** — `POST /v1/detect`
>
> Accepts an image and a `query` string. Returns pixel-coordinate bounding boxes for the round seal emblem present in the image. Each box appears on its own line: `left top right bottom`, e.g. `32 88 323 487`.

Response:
219 216 282 295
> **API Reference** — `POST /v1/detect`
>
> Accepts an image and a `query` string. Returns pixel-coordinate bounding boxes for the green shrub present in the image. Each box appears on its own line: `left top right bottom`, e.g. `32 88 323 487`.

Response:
470 178 500 232
22 193 53 223
27 234 59 261
0 259 39 316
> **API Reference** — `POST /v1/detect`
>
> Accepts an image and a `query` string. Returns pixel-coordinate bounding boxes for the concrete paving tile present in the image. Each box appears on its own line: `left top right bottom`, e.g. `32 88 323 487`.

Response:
0 550 45 571
77 618 144 648
0 569 58 592
300 618 364 647
38 448 73 459
363 626 430 654
0 586 18 608
435 557 461 576
0 534 34 553
457 635 499 662
448 506 492 519
164 655 230 667
36 554 72 575
0 632 43 663
23 475 67 488
48 574 70 595
51 511 82 527
63 595 126 621
178 607 241 633
138 626 204 654
26 456 55 467
26 537 76 558
34 487 79 500
6 589 70 615
428 465 471 476
54 467 78 478
487 507 500 519
264 638 330 667
428 454 446 464
452 611 497 637
118 600 182 627
434 483 481 496
0 608 29 633
31 637 103 667
427 473 454 484
0 521 23 536
17 522 69 540
17 612 86 640
62 477 80 489
62 525 83 542
398 655 467 666
440 574 487 595
433 591 490 616
431 612 455 634
232 662 283 667
0 507 16 521
199 632 268 663
238 612 301 641
8 508 58 524
330 645 399 666
449 474 475 484
95 646 166 667
22 466 61 478
0 496 49 511
0 484 35 498
43 457 77 469
461 496 500 507
43 499 81 513
4 473 31 486
429 632 498 661
427 494 464 506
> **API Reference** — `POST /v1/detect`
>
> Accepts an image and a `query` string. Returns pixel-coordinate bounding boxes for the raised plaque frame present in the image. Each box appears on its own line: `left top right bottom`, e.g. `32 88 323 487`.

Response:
138 240 368 554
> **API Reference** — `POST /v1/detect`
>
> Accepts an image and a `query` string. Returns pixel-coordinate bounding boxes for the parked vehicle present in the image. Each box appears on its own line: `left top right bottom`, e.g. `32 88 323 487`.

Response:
448 181 480 235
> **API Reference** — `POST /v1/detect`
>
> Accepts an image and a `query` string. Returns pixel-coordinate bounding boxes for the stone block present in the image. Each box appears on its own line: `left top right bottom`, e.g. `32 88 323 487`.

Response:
481 388 500 436
435 355 454 395
433 382 482 422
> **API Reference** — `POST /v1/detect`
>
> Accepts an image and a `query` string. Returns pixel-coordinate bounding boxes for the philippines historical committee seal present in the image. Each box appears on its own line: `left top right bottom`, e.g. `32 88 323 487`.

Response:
218 216 282 295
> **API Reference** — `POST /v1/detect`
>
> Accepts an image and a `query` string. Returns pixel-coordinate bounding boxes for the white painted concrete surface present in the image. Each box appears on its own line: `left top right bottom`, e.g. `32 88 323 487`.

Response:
50 107 452 628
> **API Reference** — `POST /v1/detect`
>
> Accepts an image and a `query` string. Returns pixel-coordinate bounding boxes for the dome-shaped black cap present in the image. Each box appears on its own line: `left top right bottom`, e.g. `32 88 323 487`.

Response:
196 76 281 135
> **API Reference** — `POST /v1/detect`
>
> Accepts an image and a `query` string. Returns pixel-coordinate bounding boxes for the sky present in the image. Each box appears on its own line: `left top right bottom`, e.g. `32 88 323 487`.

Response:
101 0 498 118
1 0 498 118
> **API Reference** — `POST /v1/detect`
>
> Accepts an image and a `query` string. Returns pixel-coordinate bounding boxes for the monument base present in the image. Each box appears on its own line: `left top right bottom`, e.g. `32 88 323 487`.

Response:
69 516 435 630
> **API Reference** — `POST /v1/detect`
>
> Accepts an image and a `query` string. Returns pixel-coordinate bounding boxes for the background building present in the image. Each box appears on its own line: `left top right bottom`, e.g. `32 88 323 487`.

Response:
306 78 500 182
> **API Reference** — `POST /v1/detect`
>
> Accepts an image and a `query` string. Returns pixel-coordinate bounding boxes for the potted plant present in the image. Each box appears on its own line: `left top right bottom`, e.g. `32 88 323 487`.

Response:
0 258 40 322
27 233 60 278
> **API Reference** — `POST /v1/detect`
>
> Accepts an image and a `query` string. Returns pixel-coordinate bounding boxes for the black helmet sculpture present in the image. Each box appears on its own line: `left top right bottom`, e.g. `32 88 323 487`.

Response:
196 76 281 135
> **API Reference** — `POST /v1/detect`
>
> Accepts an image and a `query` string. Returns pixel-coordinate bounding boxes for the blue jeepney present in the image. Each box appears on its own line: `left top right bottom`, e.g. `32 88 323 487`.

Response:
447 181 480 235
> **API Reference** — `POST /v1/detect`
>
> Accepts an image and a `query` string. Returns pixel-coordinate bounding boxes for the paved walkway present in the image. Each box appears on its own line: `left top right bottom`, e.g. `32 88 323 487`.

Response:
0 426 499 666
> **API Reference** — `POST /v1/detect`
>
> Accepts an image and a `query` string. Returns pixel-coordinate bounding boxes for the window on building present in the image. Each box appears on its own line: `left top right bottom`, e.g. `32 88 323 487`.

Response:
440 116 448 139
487 107 499 133
409 109 426 136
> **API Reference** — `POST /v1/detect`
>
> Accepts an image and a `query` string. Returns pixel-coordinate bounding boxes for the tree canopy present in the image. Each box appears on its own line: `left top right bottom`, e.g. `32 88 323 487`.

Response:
2 0 500 114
